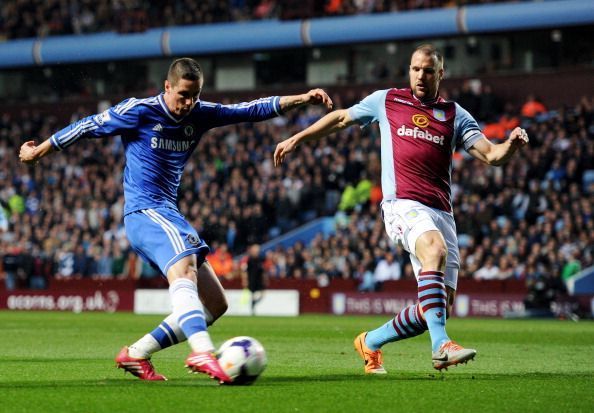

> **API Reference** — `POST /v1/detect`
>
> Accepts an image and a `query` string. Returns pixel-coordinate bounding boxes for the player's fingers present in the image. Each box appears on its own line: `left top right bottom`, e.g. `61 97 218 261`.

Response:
319 90 331 103
519 128 529 144
312 89 332 108
273 147 283 167
275 152 284 167
312 90 324 103
510 128 528 147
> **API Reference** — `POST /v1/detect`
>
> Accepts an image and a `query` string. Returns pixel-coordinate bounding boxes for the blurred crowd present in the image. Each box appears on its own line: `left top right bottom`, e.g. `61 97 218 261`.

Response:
0 97 346 288
1 0 508 39
264 93 594 296
0 90 593 296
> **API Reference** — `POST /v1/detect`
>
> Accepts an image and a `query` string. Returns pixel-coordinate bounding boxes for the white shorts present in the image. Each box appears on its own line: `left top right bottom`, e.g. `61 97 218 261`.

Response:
381 199 460 290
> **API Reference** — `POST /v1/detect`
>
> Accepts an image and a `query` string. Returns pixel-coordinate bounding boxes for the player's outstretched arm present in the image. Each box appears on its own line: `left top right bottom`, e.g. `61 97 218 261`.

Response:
468 126 529 166
19 139 55 165
279 88 333 112
274 109 355 167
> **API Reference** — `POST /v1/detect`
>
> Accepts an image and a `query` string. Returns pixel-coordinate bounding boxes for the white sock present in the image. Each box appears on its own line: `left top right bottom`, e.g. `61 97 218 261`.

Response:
169 278 214 353
128 312 189 359
188 331 215 354
129 334 160 359
161 312 187 342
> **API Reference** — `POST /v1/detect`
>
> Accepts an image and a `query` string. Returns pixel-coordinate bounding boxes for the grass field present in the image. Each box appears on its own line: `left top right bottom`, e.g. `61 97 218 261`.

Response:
1 311 593 413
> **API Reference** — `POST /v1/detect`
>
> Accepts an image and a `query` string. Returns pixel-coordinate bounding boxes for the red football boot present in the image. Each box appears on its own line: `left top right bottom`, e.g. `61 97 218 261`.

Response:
115 346 167 381
185 352 232 384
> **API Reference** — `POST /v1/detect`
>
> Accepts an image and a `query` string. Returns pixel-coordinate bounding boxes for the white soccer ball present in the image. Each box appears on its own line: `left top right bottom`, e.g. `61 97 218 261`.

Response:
216 336 267 385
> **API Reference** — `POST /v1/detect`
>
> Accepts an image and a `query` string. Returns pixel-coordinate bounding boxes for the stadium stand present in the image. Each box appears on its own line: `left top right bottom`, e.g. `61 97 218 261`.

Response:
0 0 592 322
0 90 592 300
0 0 513 39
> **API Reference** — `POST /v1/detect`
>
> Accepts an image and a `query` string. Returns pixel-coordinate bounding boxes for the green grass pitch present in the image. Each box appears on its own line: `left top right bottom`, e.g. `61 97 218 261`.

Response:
1 311 593 413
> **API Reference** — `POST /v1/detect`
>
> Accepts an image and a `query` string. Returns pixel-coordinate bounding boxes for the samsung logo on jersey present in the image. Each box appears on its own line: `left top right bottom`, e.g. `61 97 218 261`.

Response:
397 125 444 146
150 137 193 152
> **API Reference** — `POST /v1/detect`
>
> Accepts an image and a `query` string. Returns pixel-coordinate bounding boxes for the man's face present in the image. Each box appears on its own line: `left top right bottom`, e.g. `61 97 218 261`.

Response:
409 51 443 101
164 77 202 117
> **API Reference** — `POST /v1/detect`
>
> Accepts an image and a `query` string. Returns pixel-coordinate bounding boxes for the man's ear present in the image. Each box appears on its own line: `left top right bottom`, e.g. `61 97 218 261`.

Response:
164 79 171 93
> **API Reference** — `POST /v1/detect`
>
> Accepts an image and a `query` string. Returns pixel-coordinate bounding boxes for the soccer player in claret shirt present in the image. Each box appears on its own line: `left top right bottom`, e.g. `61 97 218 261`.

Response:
274 44 529 373
19 57 333 383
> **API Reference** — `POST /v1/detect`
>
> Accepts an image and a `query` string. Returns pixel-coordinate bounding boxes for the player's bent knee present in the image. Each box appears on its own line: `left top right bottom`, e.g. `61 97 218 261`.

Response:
428 245 447 264
167 256 199 284
167 271 198 285
416 231 448 267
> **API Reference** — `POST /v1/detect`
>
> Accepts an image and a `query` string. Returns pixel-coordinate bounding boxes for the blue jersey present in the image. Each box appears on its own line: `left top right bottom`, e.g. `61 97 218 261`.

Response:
50 93 282 215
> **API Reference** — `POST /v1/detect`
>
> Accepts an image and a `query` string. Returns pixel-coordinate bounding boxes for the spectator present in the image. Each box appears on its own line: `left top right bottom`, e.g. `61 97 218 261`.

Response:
373 251 401 286
474 256 501 280
356 262 376 292
96 244 114 279
55 243 75 280
111 243 127 278
521 94 547 118
241 243 268 314
72 244 89 278
561 250 581 282
2 244 21 290
208 243 234 280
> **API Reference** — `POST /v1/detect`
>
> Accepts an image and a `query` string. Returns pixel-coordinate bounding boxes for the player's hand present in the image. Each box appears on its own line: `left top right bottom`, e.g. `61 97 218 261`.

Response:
19 140 39 165
508 127 529 148
274 137 298 167
304 89 333 110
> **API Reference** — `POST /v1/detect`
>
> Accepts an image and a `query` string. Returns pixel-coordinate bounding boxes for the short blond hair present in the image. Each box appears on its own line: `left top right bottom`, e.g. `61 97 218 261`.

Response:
413 44 444 71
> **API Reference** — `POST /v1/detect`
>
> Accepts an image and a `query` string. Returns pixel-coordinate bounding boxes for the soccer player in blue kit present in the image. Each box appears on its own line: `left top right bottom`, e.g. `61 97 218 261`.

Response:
19 57 333 383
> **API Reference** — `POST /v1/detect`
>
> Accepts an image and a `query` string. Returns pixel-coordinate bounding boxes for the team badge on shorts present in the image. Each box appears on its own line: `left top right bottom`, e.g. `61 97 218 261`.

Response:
406 210 419 220
186 233 200 246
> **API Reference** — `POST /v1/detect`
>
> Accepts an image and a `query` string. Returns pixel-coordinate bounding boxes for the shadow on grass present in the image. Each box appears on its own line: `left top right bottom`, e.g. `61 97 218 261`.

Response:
2 371 593 389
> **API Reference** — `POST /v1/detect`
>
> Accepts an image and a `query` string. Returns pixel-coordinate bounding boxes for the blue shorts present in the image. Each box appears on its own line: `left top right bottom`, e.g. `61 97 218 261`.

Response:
124 207 210 277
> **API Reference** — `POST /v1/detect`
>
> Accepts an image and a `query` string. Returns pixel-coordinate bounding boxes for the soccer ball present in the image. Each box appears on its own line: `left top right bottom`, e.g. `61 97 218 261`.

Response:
216 336 267 385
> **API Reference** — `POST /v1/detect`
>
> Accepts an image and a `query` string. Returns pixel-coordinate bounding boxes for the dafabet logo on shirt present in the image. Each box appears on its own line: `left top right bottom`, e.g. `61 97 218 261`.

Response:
397 125 444 146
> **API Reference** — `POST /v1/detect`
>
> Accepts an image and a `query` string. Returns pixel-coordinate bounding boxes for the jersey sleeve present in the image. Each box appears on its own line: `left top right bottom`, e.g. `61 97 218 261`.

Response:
49 98 140 151
347 89 388 127
454 103 484 151
198 96 281 128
